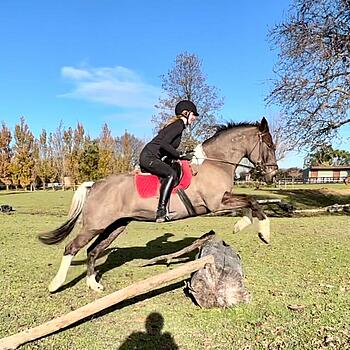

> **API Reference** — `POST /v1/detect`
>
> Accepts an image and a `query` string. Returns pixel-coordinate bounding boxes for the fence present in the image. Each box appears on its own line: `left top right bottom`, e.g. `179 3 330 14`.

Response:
305 176 347 184
234 176 347 187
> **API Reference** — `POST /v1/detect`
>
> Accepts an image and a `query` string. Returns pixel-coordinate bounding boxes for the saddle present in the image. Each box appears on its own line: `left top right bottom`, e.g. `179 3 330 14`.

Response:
135 160 192 198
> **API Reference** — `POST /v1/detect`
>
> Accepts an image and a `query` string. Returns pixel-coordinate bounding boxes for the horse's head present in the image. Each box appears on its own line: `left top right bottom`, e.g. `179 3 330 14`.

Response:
201 118 278 184
246 117 278 184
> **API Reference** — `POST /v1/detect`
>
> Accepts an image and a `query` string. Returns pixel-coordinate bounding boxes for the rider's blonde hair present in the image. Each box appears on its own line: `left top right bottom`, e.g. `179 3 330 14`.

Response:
162 111 189 129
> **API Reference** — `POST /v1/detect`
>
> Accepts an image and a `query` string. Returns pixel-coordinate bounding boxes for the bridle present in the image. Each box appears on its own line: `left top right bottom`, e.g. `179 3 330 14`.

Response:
246 132 277 175
194 132 277 174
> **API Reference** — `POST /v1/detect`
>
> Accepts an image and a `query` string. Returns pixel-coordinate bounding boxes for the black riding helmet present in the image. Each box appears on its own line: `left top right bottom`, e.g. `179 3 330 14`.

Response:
175 100 199 116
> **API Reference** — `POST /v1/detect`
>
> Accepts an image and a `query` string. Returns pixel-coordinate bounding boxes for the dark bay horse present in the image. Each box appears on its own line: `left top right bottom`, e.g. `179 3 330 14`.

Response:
39 117 278 292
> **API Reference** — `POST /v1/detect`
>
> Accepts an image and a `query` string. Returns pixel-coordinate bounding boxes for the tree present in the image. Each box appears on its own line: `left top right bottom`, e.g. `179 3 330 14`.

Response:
79 138 100 181
287 167 303 179
11 117 35 189
268 113 297 161
63 126 74 180
332 148 350 165
31 139 39 190
35 129 57 189
115 130 144 173
51 122 65 184
267 0 350 149
304 144 350 166
61 123 86 184
0 122 12 190
98 123 117 178
152 52 224 150
72 122 86 183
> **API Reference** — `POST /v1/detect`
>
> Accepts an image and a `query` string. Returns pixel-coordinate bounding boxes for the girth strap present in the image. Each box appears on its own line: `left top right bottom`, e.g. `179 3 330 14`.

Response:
177 189 196 216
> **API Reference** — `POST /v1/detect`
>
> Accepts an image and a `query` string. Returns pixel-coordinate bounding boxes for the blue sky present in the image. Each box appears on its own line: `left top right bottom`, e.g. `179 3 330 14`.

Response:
0 0 326 168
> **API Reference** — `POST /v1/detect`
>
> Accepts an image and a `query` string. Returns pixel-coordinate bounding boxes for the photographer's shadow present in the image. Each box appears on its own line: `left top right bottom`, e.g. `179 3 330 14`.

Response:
118 312 179 350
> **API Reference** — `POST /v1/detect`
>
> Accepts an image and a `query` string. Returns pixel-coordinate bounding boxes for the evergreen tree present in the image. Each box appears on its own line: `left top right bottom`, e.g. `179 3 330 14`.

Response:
79 138 100 181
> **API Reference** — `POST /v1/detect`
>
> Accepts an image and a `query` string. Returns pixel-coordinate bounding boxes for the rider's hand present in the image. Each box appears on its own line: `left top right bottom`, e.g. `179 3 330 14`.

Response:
179 152 194 161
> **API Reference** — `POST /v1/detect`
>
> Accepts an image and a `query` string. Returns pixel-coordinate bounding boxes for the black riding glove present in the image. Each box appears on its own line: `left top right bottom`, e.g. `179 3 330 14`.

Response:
179 152 194 161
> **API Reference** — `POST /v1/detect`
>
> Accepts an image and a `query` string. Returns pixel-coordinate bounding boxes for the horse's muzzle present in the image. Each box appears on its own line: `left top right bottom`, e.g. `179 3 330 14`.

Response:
263 166 278 184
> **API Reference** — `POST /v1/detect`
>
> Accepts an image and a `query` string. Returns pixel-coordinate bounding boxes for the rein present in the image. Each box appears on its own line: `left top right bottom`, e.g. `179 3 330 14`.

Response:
194 156 255 169
193 132 276 171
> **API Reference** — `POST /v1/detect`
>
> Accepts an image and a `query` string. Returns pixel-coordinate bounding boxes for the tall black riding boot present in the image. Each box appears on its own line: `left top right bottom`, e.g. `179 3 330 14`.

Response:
156 175 175 223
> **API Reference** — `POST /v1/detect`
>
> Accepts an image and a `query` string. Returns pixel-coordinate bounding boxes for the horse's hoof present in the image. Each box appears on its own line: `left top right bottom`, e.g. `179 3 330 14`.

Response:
233 216 252 234
86 275 104 292
233 222 240 234
258 232 270 244
49 278 64 293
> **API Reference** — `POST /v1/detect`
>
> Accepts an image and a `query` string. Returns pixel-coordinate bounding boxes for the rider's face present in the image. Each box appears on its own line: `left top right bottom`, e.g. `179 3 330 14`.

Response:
187 112 197 125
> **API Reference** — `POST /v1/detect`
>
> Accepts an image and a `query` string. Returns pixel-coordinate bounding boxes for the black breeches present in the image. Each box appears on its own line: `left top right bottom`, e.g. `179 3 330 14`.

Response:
140 156 177 181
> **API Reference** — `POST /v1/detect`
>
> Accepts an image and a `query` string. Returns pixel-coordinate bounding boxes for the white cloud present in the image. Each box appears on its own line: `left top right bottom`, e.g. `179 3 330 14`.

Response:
61 67 92 80
60 65 160 109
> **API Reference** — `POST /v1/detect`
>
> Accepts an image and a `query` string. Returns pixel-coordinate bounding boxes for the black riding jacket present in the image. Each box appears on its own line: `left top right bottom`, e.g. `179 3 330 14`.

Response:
141 119 185 160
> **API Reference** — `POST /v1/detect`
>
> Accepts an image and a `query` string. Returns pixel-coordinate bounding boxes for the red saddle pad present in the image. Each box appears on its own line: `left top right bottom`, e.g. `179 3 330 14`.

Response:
135 160 192 198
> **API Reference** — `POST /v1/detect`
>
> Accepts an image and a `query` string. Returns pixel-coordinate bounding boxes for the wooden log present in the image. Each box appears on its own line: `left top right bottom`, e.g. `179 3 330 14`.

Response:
257 199 282 204
294 203 350 214
0 255 214 350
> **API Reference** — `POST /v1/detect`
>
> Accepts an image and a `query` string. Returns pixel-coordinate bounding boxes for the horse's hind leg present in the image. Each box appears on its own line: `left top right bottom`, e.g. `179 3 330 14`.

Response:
221 192 270 244
48 229 102 292
86 220 130 291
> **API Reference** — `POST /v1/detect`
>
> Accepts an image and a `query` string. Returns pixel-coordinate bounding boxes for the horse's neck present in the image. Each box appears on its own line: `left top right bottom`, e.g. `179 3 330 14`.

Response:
201 140 245 166
193 142 240 184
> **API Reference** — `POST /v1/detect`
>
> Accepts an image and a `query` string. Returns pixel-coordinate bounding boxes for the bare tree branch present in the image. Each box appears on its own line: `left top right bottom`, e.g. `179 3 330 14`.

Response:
267 0 350 150
152 52 224 150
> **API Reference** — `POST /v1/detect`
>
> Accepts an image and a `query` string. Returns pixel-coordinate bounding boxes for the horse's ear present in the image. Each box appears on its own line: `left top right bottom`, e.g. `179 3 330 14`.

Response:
259 117 269 132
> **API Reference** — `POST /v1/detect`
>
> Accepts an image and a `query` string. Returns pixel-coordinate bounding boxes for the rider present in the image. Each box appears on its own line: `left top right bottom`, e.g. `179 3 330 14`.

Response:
139 100 198 222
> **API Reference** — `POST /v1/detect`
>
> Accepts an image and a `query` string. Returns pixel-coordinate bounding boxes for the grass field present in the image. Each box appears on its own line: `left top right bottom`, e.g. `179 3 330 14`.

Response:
0 185 350 349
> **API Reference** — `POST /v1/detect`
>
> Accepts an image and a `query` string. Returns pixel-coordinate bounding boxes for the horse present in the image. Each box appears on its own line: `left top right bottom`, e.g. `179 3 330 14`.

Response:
344 175 350 185
39 117 278 292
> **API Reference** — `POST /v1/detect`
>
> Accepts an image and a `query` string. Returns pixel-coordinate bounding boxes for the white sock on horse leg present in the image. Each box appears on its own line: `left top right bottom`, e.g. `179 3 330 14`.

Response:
233 216 252 233
86 274 104 292
48 255 73 292
253 216 270 244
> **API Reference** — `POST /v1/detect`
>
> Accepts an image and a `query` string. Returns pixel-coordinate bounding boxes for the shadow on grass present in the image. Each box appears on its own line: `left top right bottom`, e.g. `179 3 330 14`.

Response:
244 188 350 217
33 281 184 350
60 233 198 291
0 191 31 196
118 312 179 349
37 283 184 348
275 189 350 207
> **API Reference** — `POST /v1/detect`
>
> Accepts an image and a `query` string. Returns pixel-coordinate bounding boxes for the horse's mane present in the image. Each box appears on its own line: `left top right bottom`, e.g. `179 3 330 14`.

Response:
203 121 259 145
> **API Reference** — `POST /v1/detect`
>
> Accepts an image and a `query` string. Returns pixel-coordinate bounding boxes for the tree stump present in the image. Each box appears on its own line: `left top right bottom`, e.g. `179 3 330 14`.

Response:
142 231 251 308
186 238 251 308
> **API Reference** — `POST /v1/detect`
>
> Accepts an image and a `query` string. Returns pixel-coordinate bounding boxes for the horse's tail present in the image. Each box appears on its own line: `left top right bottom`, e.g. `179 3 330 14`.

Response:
38 181 95 245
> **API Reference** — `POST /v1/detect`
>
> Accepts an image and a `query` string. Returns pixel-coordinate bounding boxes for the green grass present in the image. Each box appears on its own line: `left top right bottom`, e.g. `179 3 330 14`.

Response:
0 188 350 349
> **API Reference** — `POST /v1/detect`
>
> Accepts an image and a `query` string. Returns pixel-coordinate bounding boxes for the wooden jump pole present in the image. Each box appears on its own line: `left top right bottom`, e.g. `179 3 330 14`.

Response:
0 255 214 350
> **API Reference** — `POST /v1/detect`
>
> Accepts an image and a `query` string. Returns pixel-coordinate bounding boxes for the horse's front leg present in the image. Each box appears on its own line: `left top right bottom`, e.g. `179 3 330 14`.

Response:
219 191 270 244
233 208 253 233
